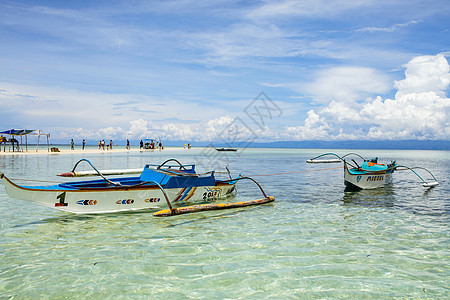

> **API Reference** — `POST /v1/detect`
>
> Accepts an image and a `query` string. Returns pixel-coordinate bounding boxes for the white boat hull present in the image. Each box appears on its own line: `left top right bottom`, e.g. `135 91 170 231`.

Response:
1 175 235 214
344 165 394 190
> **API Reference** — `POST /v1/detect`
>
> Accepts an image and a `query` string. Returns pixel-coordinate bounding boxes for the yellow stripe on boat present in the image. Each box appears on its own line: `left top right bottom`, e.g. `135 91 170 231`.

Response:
153 196 275 217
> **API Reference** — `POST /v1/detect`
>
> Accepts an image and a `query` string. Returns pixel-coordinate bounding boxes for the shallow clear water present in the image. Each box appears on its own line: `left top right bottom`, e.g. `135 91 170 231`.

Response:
0 147 449 298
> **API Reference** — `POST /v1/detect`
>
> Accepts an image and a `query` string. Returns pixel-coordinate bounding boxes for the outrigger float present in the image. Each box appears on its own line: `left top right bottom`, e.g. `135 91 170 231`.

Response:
0 159 274 216
307 153 439 190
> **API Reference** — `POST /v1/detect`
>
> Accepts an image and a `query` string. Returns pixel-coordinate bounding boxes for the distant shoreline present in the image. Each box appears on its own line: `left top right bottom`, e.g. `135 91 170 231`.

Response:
1 144 449 156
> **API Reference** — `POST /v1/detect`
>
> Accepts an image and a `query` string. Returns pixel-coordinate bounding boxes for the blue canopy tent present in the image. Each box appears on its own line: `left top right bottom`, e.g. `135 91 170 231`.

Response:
0 129 50 152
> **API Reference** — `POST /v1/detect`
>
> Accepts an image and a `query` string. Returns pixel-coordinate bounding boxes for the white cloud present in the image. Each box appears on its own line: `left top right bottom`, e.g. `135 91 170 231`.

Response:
304 66 391 104
394 54 450 97
286 110 330 139
206 115 234 136
288 54 450 140
361 92 449 140
127 119 150 139
357 20 422 33
246 0 370 20
0 82 229 141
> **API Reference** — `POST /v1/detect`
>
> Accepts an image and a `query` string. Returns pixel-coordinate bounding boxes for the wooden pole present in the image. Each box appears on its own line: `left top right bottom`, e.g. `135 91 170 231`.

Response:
153 196 275 217
36 131 40 152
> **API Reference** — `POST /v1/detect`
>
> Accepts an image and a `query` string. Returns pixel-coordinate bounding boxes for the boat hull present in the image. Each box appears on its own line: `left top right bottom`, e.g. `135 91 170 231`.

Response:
1 175 235 214
344 164 394 190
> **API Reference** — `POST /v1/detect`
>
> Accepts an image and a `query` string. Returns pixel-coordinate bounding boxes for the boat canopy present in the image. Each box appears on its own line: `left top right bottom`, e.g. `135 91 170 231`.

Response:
0 129 50 152
0 129 35 135
140 164 215 189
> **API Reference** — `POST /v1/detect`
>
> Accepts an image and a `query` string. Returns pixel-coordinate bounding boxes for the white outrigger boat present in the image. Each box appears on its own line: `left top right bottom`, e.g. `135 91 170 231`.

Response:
307 153 439 190
1 159 274 215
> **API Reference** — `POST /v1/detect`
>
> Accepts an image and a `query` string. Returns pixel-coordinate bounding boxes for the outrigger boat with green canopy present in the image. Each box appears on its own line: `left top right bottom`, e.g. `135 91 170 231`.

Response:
1 159 274 216
307 153 439 190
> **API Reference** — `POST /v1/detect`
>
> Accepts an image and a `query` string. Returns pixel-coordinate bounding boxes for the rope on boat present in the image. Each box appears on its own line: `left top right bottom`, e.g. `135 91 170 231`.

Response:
245 166 343 177
218 176 268 198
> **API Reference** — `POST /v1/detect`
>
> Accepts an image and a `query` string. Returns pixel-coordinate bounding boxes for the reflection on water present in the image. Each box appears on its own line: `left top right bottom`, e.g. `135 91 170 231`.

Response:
342 186 396 208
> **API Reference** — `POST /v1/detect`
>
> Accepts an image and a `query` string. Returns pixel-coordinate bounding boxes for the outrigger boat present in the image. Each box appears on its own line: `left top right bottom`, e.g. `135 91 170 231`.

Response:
307 153 439 190
216 148 237 152
0 159 274 215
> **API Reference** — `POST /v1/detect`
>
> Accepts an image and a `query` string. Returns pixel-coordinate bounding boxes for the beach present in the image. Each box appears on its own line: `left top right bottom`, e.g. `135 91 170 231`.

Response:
0 146 186 156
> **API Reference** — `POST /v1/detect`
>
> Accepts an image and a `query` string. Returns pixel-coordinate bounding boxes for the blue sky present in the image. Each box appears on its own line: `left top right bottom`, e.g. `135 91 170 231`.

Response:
0 0 449 143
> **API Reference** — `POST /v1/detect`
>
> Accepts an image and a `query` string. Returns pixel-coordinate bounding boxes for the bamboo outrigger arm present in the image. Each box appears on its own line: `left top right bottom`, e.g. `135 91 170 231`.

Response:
153 176 274 217
396 165 439 187
143 180 173 211
218 176 268 198
157 158 187 170
306 152 366 163
68 159 122 186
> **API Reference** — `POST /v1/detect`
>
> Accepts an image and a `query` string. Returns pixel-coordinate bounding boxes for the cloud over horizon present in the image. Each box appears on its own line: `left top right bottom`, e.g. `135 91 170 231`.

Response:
287 54 450 140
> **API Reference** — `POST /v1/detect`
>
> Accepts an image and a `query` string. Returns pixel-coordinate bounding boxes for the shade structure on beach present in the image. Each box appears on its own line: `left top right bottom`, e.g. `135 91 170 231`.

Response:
0 129 31 135
0 129 50 152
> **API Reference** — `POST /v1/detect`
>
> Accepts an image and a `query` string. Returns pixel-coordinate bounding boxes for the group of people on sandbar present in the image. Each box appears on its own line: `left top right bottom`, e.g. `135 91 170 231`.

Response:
69 139 163 151
97 139 114 150
140 139 163 150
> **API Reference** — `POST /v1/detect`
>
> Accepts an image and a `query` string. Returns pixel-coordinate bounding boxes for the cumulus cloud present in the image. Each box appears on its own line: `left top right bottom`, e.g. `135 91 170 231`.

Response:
288 54 450 140
394 54 450 98
127 119 150 139
304 66 391 104
206 115 234 136
286 110 330 139
78 116 239 143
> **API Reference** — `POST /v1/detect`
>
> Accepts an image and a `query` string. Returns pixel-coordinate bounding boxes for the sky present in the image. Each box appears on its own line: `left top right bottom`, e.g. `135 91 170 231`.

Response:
0 0 449 144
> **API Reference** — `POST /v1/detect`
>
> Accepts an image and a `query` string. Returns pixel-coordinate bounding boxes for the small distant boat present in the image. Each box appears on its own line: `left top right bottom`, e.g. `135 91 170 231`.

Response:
307 153 439 190
0 159 239 214
216 148 237 152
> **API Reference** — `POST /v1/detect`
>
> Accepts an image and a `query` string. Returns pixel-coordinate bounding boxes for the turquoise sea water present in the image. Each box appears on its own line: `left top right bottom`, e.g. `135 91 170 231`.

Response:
0 147 448 299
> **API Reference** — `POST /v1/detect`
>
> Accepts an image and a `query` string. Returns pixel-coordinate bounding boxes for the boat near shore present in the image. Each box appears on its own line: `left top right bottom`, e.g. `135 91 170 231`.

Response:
0 159 239 214
307 152 439 190
1 158 275 216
